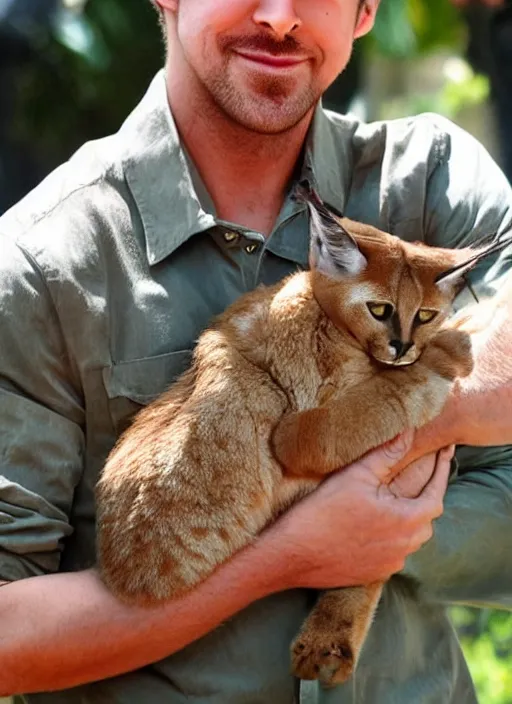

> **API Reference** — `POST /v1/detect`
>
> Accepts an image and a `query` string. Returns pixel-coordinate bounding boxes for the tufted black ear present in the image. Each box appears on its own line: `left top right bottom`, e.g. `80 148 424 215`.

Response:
435 231 512 292
294 180 367 278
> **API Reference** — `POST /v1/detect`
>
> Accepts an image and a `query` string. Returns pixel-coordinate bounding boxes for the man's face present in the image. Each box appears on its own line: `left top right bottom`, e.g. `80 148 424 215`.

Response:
163 0 377 134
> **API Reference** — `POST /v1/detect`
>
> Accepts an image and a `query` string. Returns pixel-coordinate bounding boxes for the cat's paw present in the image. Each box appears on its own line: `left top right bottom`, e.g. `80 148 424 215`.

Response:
422 328 474 380
291 631 356 687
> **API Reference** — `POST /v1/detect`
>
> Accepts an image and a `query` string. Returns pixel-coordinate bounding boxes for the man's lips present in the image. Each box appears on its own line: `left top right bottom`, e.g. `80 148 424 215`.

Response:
234 50 308 68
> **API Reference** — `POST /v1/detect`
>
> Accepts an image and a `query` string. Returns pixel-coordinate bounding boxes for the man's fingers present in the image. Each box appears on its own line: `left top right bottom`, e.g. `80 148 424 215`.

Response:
398 445 454 527
388 447 454 558
353 430 414 483
392 445 454 526
388 452 437 499
420 445 455 507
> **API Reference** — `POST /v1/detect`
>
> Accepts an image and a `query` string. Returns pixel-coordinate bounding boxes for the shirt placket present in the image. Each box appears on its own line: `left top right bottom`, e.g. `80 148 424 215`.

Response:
214 223 266 292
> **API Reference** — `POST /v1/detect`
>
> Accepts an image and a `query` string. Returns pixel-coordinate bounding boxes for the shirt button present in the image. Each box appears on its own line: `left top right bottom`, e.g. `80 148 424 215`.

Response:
245 243 259 254
224 231 239 243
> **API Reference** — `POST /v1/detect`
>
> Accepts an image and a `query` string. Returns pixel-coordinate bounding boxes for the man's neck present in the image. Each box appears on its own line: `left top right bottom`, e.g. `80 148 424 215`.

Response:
166 69 314 237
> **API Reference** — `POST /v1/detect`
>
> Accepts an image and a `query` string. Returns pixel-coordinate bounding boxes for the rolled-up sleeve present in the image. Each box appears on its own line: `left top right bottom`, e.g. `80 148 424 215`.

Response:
0 236 85 581
403 116 512 608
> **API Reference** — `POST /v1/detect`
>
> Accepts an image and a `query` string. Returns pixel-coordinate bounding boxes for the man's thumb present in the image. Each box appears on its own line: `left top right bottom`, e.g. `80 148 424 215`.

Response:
354 430 414 483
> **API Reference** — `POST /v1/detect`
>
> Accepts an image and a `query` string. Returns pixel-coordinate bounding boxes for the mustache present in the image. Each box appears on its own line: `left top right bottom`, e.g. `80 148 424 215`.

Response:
220 33 305 56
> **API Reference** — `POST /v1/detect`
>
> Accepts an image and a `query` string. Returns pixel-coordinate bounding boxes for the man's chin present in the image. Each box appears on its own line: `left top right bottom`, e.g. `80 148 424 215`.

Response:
236 114 305 135
204 72 317 134
223 95 316 135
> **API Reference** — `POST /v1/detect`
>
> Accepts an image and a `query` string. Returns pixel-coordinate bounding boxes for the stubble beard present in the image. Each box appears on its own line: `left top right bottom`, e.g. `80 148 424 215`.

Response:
205 70 319 135
196 33 321 135
203 53 321 134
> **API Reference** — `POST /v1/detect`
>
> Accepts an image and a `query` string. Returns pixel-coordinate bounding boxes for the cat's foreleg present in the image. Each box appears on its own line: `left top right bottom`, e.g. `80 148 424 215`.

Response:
272 382 413 478
272 360 460 478
291 583 383 686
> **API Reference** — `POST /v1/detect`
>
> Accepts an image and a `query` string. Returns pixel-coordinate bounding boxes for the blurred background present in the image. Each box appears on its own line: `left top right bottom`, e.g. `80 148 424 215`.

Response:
0 0 511 701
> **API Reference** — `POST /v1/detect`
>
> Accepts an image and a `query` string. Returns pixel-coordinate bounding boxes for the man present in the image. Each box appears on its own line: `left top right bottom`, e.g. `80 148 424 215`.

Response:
0 1 512 702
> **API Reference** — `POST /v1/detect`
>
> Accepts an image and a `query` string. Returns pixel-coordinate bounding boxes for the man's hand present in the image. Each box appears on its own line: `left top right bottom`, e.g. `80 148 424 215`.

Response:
272 432 454 591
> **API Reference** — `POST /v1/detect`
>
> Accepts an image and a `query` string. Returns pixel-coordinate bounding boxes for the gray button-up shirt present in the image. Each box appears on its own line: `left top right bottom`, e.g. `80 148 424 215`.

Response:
1 70 512 704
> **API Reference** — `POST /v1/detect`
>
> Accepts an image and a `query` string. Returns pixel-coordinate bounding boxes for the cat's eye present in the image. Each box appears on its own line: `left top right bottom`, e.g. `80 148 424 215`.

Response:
367 302 394 322
416 309 438 325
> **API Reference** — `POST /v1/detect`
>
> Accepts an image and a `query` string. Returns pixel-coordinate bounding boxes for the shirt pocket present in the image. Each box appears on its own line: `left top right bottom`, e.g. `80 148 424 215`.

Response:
102 349 192 436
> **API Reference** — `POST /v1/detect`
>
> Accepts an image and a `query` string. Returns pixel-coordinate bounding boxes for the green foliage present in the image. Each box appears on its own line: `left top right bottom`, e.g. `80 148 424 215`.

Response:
377 58 490 122
441 62 490 116
367 0 464 57
369 0 417 58
365 0 490 123
451 607 512 704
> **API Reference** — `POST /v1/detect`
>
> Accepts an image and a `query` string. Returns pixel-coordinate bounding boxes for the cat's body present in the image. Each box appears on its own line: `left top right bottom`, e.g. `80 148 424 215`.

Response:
97 190 503 686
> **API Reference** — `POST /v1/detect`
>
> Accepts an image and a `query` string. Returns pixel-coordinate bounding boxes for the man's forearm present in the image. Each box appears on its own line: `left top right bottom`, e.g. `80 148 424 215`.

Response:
0 436 453 696
401 304 512 469
455 299 512 446
0 537 286 696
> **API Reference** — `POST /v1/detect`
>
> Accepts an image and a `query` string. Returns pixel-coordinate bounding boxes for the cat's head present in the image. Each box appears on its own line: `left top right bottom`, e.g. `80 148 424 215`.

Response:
298 182 508 367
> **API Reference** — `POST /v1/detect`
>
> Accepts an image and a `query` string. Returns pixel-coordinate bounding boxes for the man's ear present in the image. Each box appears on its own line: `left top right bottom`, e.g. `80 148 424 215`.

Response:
155 0 178 11
354 0 380 39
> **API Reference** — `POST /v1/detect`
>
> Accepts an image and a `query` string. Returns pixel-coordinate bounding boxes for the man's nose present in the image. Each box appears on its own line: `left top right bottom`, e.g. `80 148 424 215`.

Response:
253 0 302 39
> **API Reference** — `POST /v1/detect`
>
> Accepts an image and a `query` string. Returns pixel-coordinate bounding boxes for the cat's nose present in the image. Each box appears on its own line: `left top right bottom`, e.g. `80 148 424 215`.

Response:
389 340 414 359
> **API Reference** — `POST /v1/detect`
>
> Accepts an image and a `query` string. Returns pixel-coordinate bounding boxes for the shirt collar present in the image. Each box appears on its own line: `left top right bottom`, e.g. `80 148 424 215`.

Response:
303 104 354 215
121 70 354 265
121 70 216 266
